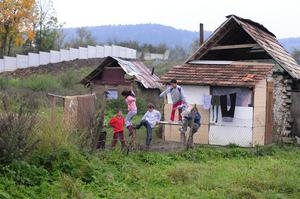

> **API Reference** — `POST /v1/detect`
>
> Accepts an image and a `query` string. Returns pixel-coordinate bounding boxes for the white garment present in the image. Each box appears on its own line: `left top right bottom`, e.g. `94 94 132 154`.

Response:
203 94 212 110
142 109 161 128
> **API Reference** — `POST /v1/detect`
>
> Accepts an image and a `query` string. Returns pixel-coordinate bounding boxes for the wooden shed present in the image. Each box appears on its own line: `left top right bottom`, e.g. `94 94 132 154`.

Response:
80 56 162 106
161 61 273 147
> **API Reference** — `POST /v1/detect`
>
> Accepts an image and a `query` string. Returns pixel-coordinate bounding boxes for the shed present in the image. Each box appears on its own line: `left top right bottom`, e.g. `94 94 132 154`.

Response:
161 61 273 147
81 56 162 106
178 14 300 141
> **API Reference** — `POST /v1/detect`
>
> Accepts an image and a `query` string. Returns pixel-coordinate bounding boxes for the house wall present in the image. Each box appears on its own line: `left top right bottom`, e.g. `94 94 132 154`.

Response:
209 87 254 147
272 72 293 137
163 85 210 144
252 79 267 146
291 81 300 137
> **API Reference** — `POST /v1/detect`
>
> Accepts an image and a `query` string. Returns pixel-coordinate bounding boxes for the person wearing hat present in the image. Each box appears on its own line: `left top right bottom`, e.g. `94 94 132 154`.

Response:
159 78 187 121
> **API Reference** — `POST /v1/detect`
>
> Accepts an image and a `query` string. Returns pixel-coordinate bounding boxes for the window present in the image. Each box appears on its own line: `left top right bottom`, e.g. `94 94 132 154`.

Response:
106 89 118 100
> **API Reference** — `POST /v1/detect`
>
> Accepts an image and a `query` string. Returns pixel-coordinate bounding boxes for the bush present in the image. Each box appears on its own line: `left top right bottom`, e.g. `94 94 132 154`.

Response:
22 74 60 92
0 95 39 165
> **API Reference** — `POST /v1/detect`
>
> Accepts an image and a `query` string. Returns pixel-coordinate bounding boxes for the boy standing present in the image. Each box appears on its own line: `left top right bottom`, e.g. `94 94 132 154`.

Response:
109 110 126 149
135 103 161 149
159 79 186 121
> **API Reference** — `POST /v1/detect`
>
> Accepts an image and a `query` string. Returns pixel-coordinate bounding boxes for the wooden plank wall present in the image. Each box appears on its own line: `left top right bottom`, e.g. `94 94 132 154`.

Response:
163 104 209 144
252 79 267 146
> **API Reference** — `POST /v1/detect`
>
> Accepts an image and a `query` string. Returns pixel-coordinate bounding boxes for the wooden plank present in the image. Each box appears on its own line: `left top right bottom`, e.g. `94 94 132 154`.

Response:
253 79 267 107
252 126 265 146
265 81 274 144
253 107 266 127
211 44 260 50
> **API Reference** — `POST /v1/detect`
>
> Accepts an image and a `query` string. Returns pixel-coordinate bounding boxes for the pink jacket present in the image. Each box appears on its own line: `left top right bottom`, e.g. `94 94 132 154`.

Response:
125 96 137 111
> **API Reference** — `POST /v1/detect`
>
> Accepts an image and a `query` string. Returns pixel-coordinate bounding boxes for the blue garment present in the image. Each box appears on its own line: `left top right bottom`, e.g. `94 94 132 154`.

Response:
184 112 201 125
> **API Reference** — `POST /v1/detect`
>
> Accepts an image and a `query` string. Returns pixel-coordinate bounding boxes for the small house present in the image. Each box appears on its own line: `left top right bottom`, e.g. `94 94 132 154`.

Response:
161 15 300 146
80 56 162 106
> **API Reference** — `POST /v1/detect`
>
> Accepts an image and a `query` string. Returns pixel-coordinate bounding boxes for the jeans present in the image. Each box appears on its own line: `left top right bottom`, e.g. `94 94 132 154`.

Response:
125 110 137 127
136 119 152 146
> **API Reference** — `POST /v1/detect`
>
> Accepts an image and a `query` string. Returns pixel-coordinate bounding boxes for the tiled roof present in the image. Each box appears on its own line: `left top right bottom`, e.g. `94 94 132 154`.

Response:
231 15 300 79
186 15 300 79
160 61 273 87
81 56 162 89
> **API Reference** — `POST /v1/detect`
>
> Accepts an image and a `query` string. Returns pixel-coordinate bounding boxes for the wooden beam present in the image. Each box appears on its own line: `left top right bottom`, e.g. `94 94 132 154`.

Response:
211 44 260 50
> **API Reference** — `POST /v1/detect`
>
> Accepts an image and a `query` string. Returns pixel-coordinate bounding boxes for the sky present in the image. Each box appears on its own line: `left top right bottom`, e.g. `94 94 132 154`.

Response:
52 0 300 38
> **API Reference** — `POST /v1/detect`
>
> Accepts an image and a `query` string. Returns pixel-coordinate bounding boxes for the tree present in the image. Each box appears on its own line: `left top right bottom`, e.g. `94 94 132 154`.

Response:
34 0 64 52
169 45 188 61
0 0 37 57
64 27 97 48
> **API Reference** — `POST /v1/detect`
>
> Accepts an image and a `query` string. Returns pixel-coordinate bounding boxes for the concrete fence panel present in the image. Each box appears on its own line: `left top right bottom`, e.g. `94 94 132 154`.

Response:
60 49 70 61
88 46 97 58
112 45 120 57
50 50 61 63
16 54 28 68
104 45 112 57
70 48 79 60
79 47 88 59
120 47 126 58
4 56 17 71
0 59 4 72
28 53 39 67
39 51 50 65
96 46 104 58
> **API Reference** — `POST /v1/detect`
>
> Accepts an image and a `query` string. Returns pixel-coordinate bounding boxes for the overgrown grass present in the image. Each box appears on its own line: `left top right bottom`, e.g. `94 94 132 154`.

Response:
0 144 299 198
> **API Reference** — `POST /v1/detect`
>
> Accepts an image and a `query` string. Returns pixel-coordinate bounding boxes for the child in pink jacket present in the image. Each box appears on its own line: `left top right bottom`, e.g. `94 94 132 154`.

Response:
121 89 137 136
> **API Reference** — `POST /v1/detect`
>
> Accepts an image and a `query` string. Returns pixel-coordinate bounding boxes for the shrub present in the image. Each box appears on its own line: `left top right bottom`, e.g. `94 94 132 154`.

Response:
0 95 39 165
22 74 60 92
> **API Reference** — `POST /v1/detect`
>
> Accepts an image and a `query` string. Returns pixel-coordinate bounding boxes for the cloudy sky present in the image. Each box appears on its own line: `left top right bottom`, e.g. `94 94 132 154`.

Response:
52 0 300 38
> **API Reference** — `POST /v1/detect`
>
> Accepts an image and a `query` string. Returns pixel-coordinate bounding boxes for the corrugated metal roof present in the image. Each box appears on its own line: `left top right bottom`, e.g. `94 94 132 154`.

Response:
160 62 273 87
81 56 162 89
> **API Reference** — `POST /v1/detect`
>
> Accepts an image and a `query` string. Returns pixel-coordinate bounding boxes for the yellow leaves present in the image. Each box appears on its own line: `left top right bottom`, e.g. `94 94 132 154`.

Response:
0 0 37 50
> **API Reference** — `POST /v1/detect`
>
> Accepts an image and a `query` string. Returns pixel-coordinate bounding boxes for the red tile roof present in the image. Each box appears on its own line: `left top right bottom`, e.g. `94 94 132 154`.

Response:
160 61 273 87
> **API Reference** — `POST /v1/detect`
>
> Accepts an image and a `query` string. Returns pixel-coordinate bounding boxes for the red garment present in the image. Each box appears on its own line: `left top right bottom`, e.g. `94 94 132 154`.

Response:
170 100 184 121
109 116 125 133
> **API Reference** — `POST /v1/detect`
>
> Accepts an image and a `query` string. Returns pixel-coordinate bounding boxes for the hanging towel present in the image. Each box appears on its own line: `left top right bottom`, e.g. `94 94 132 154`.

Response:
220 93 236 122
203 94 212 110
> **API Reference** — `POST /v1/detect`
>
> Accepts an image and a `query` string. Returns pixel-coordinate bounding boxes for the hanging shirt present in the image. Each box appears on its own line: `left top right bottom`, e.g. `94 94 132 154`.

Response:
203 95 212 110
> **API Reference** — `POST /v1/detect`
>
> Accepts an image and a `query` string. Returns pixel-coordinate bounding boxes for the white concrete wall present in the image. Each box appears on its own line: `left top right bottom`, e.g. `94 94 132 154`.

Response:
0 59 4 72
70 48 79 60
112 45 120 57
79 47 88 59
88 46 97 58
39 51 50 65
96 46 104 58
0 45 137 73
16 54 28 69
28 53 39 67
60 49 70 61
50 50 60 63
104 45 112 57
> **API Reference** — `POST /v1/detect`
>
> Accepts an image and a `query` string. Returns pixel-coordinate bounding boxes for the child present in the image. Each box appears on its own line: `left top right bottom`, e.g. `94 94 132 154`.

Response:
179 104 201 144
159 79 186 121
109 110 126 149
121 89 137 136
135 103 161 149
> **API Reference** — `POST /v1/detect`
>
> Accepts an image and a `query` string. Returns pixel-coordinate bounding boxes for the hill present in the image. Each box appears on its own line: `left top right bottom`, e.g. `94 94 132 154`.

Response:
63 23 211 49
63 24 300 53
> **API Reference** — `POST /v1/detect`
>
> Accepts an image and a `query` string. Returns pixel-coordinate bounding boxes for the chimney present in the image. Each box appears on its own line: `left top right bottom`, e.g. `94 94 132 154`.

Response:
199 23 204 46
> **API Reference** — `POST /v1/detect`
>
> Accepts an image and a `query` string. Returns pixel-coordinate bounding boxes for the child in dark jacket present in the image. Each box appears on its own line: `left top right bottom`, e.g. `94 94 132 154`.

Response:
109 110 126 149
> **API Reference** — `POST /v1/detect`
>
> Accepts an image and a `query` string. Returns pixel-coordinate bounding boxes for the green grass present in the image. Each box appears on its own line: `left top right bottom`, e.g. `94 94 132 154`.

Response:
0 145 299 198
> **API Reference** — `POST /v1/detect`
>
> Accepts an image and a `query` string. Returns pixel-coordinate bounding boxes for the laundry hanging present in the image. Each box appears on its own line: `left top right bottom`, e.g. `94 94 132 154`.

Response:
220 93 236 122
211 95 220 123
203 94 212 110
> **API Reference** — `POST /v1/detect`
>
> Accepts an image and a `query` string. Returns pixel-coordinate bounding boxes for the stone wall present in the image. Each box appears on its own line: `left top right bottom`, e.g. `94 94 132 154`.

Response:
272 72 293 137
